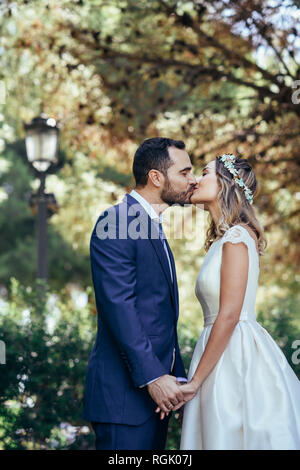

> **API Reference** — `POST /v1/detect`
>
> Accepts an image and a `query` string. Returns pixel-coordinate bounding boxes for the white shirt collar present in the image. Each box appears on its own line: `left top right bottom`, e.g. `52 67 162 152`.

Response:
130 189 163 223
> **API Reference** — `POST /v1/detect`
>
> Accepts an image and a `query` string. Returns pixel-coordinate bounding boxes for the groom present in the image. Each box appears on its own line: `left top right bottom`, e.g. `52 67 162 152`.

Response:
83 137 197 450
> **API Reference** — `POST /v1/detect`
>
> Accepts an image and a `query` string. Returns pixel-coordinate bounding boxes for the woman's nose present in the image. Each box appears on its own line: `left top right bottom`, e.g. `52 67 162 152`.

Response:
196 176 202 183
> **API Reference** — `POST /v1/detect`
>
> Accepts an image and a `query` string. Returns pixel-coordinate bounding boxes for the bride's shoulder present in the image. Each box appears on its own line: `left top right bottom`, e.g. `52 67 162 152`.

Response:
222 224 258 249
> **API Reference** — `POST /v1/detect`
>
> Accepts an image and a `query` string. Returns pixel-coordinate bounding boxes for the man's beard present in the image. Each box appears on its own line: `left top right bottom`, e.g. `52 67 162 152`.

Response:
161 176 195 206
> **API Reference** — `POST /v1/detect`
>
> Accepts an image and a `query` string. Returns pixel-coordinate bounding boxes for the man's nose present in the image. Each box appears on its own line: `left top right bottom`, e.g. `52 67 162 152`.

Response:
188 173 197 185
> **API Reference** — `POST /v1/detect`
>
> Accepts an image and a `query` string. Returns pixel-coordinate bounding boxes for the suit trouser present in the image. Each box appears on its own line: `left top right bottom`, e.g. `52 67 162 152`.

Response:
91 411 172 450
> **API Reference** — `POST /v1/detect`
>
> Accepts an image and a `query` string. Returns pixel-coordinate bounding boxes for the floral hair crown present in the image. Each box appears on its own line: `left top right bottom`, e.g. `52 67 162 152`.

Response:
218 154 253 205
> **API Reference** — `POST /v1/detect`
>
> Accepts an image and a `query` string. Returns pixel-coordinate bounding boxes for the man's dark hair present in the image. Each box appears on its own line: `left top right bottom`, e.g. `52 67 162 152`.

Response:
133 137 185 187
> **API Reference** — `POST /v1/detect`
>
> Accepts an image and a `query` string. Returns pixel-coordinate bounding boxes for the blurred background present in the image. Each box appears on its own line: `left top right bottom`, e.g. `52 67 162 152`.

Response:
0 0 299 450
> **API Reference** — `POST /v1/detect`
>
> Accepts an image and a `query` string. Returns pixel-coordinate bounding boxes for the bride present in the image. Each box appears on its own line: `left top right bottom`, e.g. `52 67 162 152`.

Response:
156 153 300 450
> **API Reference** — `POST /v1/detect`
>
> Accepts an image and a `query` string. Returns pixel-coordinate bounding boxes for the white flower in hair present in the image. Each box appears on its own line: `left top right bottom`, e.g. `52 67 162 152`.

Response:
218 154 254 204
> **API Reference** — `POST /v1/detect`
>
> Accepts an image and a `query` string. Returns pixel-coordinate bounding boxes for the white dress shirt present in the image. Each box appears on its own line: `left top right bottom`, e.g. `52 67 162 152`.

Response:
130 189 173 281
129 189 187 388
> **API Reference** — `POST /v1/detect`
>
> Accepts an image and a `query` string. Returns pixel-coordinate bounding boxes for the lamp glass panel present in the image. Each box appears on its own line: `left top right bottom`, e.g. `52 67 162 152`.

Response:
40 130 58 162
25 129 58 164
25 132 40 163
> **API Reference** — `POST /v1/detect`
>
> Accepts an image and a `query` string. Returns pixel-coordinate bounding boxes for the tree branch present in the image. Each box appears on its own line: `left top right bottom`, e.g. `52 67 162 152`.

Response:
69 35 278 99
157 0 280 85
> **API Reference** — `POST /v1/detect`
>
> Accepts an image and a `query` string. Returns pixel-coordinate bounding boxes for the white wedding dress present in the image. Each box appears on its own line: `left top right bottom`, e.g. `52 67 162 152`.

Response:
180 224 300 450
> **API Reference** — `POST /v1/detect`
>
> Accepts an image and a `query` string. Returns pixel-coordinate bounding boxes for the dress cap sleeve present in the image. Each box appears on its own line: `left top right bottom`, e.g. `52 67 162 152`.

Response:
222 225 250 247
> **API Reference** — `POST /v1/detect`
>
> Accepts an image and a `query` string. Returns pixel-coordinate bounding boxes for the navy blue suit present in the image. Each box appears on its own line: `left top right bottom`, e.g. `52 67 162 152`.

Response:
82 193 187 449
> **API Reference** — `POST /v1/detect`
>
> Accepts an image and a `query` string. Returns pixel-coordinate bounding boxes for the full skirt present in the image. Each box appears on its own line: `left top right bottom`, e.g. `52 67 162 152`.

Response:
179 320 300 450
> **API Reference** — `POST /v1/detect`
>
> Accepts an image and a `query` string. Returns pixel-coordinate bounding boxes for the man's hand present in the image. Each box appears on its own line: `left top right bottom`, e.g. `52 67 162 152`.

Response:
155 380 199 420
147 374 185 414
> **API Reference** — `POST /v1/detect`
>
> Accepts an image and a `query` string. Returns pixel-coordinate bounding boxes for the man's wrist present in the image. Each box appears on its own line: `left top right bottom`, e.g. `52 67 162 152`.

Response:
176 377 188 383
140 375 164 388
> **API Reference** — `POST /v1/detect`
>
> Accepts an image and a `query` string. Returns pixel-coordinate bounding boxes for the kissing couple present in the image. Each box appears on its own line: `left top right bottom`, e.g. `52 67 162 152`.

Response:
83 137 300 450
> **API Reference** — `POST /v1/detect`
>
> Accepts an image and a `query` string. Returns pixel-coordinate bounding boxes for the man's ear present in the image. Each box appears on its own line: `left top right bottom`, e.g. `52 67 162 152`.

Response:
148 169 163 188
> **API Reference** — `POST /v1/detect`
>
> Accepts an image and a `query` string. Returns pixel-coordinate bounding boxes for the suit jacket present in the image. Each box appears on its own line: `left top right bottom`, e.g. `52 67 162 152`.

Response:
82 193 187 425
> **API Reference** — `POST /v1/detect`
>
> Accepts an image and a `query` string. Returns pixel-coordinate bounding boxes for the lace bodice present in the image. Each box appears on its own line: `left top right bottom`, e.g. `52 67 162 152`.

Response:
195 225 260 327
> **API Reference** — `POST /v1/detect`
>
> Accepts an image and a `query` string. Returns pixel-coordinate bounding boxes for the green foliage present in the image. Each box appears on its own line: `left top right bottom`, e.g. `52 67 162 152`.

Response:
0 0 299 287
0 278 299 449
257 295 300 380
0 278 96 449
0 143 91 290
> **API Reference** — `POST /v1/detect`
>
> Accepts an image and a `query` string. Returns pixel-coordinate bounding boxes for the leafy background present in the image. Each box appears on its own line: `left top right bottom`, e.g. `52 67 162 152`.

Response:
0 0 299 449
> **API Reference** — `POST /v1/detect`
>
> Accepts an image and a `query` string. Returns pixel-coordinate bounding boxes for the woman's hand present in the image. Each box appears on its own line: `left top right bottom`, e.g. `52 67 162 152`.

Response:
155 380 199 420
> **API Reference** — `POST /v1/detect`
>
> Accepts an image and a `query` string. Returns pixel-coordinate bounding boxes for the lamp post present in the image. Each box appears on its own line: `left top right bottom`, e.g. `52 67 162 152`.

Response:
24 114 61 281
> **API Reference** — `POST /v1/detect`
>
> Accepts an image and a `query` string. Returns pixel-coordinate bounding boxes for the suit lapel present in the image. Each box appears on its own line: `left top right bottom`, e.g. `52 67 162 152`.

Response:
164 238 179 320
148 218 174 296
124 194 176 309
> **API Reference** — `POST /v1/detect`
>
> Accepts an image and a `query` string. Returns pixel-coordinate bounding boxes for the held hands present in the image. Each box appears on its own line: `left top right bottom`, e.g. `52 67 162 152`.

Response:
147 374 185 415
154 379 199 420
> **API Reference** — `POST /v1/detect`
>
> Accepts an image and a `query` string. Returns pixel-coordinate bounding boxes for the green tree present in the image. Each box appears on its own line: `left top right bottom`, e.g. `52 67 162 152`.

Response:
0 142 91 290
0 0 299 288
0 278 96 449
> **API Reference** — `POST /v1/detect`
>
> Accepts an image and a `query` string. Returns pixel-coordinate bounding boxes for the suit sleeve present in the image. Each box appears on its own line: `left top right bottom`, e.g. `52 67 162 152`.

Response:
139 376 163 388
90 217 169 388
171 337 188 380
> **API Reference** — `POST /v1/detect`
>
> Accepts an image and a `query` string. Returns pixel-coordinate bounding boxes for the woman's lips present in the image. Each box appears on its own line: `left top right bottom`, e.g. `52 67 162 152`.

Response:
190 186 200 200
188 187 199 202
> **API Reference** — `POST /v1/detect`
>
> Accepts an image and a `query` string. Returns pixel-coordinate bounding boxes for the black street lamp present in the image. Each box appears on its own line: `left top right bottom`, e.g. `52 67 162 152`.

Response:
24 114 61 281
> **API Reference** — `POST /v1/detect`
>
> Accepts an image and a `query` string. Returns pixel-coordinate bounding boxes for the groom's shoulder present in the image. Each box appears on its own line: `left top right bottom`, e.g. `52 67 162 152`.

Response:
91 195 137 240
93 197 129 226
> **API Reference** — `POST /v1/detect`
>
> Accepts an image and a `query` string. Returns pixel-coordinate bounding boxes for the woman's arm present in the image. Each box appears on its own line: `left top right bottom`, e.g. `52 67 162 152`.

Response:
188 240 249 389
157 240 249 418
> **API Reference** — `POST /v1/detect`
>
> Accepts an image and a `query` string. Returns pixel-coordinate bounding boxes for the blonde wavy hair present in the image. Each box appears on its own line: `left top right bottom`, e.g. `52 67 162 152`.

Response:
204 155 267 256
